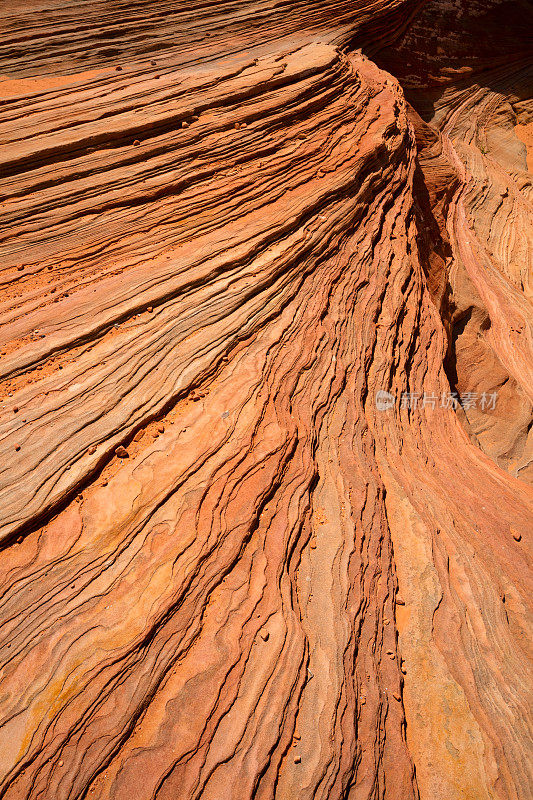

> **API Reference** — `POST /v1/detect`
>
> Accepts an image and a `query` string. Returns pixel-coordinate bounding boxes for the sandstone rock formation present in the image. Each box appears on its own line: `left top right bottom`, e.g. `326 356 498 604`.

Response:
0 1 531 799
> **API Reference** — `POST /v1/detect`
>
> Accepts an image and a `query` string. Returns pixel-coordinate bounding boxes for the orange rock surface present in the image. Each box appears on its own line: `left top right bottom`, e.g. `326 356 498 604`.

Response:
0 1 531 799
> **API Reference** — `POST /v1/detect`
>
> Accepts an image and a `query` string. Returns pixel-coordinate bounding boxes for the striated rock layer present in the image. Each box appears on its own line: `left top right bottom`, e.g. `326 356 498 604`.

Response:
0 2 531 799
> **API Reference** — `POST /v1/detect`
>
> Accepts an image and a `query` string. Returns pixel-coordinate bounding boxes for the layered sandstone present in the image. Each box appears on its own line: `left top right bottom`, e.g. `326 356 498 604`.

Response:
0 2 531 799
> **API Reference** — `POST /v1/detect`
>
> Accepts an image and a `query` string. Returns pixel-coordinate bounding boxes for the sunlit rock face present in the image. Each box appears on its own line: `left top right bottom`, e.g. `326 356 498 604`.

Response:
0 2 531 800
